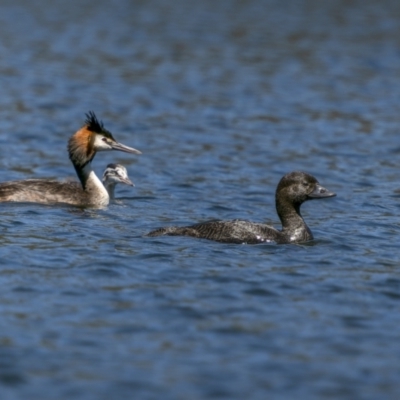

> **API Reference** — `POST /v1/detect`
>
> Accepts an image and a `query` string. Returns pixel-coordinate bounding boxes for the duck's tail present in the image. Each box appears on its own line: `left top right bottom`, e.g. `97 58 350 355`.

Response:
146 225 205 238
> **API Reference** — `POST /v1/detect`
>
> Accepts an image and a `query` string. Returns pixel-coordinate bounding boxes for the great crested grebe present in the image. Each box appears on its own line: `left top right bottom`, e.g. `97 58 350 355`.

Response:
102 163 134 201
147 171 336 244
5 163 135 204
0 112 141 207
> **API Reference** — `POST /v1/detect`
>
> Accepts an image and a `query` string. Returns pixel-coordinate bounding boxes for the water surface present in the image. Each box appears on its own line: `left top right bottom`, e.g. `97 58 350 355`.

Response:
0 1 400 399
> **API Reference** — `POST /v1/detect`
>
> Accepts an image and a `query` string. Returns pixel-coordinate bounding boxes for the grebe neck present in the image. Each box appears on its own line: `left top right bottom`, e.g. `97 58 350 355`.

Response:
104 182 116 200
79 163 109 205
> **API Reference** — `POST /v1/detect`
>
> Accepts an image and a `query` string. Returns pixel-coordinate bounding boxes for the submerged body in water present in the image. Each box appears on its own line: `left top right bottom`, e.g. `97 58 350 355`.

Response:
0 112 140 207
147 171 336 244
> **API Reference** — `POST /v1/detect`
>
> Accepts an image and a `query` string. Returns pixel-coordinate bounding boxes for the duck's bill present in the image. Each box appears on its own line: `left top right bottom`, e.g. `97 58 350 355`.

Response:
308 184 336 199
111 141 142 154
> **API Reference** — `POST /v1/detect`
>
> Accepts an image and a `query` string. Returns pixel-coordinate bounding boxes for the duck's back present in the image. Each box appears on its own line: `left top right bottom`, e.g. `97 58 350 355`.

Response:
0 179 91 206
147 219 280 244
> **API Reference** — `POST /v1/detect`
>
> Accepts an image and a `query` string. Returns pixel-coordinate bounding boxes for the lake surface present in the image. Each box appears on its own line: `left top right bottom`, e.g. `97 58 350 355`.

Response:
0 0 400 399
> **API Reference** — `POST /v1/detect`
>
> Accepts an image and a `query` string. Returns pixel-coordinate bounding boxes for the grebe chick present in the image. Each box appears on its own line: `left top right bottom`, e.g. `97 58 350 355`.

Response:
0 112 141 207
102 163 134 201
147 171 336 244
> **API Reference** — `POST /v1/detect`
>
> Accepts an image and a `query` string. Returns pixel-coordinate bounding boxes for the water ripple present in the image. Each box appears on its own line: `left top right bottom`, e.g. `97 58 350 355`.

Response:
0 0 400 399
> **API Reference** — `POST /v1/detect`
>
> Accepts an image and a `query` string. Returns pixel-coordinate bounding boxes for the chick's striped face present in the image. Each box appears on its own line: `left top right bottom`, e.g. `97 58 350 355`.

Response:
102 164 134 186
103 165 123 182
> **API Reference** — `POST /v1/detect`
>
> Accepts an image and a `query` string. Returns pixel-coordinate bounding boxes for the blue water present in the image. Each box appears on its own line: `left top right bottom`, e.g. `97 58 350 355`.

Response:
0 0 400 399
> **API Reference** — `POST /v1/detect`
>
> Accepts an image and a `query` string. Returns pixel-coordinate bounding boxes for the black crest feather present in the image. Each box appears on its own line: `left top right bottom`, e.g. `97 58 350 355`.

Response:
85 111 104 132
84 111 114 139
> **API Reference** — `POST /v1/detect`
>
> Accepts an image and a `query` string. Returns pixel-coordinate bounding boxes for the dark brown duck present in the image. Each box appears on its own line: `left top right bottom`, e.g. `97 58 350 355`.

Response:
147 171 336 244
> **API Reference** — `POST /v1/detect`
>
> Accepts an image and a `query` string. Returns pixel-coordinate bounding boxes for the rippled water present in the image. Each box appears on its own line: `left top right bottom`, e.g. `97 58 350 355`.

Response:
1 0 400 399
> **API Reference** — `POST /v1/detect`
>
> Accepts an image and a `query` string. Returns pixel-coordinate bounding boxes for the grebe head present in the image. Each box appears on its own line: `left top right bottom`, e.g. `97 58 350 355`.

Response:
68 111 141 168
102 163 134 187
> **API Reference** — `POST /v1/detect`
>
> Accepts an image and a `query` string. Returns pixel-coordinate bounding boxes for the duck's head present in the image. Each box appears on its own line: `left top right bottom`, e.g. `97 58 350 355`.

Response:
276 171 336 206
68 111 141 168
102 163 134 187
